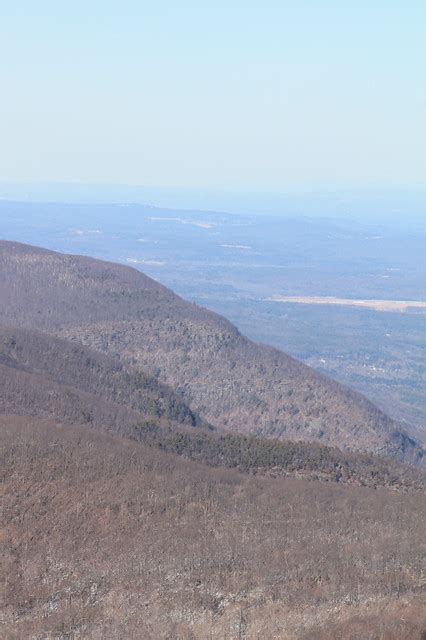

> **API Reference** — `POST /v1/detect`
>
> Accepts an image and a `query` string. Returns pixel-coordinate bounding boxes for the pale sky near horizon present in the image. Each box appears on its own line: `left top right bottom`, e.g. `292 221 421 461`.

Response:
1 2 425 189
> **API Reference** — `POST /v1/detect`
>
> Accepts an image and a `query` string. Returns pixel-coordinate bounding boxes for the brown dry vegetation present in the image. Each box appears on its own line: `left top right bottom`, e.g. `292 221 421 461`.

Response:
1 416 425 639
0 240 422 462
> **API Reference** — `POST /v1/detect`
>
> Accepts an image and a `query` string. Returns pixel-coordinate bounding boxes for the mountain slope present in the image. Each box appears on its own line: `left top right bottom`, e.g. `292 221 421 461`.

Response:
0 324 201 428
1 415 425 640
1 325 421 491
0 240 422 461
0 417 425 640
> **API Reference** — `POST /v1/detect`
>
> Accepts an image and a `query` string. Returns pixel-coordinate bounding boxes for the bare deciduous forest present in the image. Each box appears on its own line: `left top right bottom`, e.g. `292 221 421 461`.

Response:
2 417 425 639
0 241 422 461
0 241 425 638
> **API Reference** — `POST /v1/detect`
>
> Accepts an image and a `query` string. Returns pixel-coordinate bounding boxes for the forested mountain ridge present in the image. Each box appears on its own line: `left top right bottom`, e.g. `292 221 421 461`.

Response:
0 323 422 491
0 239 422 462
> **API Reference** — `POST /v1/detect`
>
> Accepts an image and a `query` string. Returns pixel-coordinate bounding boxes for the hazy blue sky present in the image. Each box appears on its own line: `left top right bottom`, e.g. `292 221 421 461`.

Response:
1 2 425 189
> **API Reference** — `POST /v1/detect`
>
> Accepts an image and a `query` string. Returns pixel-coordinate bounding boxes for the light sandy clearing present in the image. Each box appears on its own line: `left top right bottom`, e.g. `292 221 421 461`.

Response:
267 295 426 312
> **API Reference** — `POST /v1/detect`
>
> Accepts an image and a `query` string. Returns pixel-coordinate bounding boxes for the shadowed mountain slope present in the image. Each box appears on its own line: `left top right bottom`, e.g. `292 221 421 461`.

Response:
0 240 422 462
0 360 144 430
0 324 201 428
